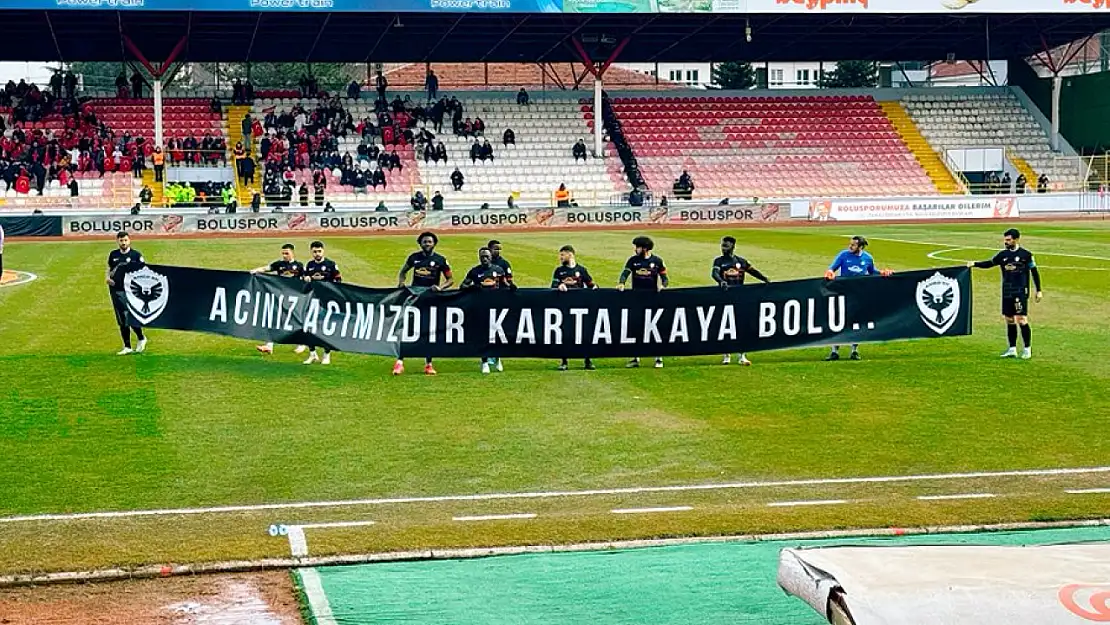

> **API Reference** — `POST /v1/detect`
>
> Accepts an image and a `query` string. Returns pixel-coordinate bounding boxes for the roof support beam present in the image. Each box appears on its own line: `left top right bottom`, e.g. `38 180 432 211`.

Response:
570 35 628 79
480 16 529 62
363 15 395 63
537 62 567 90
123 35 159 77
422 14 465 62
44 12 64 62
244 12 263 63
305 14 331 63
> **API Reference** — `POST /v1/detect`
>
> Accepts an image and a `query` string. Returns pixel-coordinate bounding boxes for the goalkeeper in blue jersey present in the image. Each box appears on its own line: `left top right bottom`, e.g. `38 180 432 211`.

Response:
823 235 893 361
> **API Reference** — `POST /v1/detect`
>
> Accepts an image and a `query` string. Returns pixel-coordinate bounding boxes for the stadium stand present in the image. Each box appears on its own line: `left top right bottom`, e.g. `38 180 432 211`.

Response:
245 96 418 208
417 95 622 205
606 94 938 199
902 91 1083 191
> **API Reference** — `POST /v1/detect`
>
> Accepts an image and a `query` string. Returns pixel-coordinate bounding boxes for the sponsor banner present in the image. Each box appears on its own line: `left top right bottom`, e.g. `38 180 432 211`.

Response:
808 197 1017 222
26 0 561 12
0 215 63 237
63 204 783 237
127 264 971 359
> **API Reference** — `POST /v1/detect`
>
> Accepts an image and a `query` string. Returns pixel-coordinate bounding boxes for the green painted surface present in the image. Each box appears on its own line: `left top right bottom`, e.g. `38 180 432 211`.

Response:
306 526 1110 624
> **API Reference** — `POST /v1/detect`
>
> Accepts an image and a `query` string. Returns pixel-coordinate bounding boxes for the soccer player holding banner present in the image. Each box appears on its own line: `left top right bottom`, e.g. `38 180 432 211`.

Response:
461 246 513 374
395 231 454 376
302 241 343 366
967 228 1043 360
253 243 306 356
618 236 667 369
552 245 597 371
712 236 771 366
823 236 893 361
106 231 148 355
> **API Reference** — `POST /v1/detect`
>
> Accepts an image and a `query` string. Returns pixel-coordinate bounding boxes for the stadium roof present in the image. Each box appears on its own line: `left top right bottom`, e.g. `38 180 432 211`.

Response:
1 11 1108 64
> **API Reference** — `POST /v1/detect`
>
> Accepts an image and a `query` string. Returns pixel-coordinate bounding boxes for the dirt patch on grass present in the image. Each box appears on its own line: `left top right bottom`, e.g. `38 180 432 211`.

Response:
0 571 302 625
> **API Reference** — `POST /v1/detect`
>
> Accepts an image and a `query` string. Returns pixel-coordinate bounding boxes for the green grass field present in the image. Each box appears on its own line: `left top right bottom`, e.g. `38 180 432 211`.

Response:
1 221 1108 575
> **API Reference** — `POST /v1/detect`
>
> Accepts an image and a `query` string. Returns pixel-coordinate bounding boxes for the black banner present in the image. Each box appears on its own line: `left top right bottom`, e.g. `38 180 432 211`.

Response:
0 215 62 237
122 265 972 359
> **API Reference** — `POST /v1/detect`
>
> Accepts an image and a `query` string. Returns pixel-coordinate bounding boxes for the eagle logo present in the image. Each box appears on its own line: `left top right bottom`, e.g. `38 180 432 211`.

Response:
915 272 961 335
123 266 170 325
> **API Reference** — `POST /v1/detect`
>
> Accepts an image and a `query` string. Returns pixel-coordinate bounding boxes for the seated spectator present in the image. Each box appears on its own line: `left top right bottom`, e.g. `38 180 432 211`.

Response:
431 191 444 211
480 140 494 162
503 128 515 146
324 202 336 212
423 143 436 164
352 169 368 195
210 97 222 114
371 167 386 189
674 170 695 200
572 139 587 161
1037 173 1049 193
130 203 141 215
299 182 309 206
507 195 517 209
480 202 490 210
347 80 361 100
473 117 486 136
628 187 644 207
1015 173 1027 194
1001 172 1012 194
251 190 262 212
387 149 402 172
554 183 571 208
139 185 153 207
313 169 327 205
375 201 388 212
470 140 481 163
517 88 530 106
411 190 428 211
451 167 464 191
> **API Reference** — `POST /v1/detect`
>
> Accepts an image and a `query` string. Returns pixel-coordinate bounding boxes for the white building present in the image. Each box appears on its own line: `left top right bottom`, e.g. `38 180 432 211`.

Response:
617 61 836 89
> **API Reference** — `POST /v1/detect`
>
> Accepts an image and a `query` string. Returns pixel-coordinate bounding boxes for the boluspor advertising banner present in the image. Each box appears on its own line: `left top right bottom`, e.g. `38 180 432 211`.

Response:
61 203 784 237
807 197 1017 222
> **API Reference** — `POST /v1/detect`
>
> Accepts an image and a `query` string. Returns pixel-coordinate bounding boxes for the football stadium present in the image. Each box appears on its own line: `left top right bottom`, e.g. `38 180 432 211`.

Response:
1 1 1110 623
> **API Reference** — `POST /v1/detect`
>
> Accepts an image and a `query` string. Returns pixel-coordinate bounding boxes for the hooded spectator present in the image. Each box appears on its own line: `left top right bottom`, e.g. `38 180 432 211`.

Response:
572 139 587 161
431 191 444 211
517 88 530 106
503 128 515 146
451 167 464 191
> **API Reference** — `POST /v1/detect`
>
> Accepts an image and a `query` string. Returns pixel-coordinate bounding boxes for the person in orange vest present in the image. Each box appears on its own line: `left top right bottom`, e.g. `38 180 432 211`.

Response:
554 183 571 207
152 147 165 182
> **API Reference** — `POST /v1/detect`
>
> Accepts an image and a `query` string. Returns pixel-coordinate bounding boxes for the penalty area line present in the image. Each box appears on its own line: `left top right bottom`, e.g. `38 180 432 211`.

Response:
3 466 1110 524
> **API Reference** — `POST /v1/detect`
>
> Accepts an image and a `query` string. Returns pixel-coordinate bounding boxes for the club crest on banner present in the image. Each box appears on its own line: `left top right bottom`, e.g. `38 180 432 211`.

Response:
916 271 961 335
124 266 170 324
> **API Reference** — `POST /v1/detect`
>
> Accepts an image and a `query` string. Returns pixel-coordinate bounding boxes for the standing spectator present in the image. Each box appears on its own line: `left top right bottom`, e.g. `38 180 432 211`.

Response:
376 71 388 101
451 167 464 191
425 69 439 102
63 70 78 99
431 190 444 211
507 195 517 209
313 169 326 206
1037 173 1049 193
517 88 529 106
49 71 63 98
115 72 128 98
1001 172 1012 194
299 182 309 207
130 71 144 99
251 189 262 212
1015 173 1027 194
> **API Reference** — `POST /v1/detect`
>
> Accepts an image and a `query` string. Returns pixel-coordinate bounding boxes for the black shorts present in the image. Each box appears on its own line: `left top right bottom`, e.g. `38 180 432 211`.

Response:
109 289 129 326
1002 293 1029 317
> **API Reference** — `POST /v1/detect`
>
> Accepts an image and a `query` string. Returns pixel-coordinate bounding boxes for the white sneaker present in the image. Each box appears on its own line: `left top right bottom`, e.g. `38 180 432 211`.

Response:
721 355 731 365
738 355 752 366
294 345 307 354
256 343 274 354
135 338 148 353
1000 347 1018 358
495 358 504 372
481 362 491 374
654 358 664 369
116 347 133 356
321 353 331 365
303 351 320 365
1021 347 1032 360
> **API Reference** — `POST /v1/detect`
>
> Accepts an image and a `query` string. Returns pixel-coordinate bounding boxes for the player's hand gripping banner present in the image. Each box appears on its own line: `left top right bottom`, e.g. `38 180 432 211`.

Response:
124 265 972 358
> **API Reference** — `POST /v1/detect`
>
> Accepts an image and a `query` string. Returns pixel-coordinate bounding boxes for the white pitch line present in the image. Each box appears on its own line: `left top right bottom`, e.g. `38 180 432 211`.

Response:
871 236 1110 262
767 499 847 508
927 247 1110 271
1065 488 1110 495
298 520 376 530
4 466 1110 524
611 506 693 515
453 513 537 522
917 493 996 501
298 569 338 625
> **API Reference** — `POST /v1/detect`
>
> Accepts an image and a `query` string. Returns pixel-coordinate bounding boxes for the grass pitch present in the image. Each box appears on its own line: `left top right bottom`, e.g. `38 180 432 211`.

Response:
1 222 1108 574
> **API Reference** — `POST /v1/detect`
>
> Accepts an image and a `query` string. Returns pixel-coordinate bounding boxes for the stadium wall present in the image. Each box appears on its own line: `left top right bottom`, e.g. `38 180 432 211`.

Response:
1010 59 1110 154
